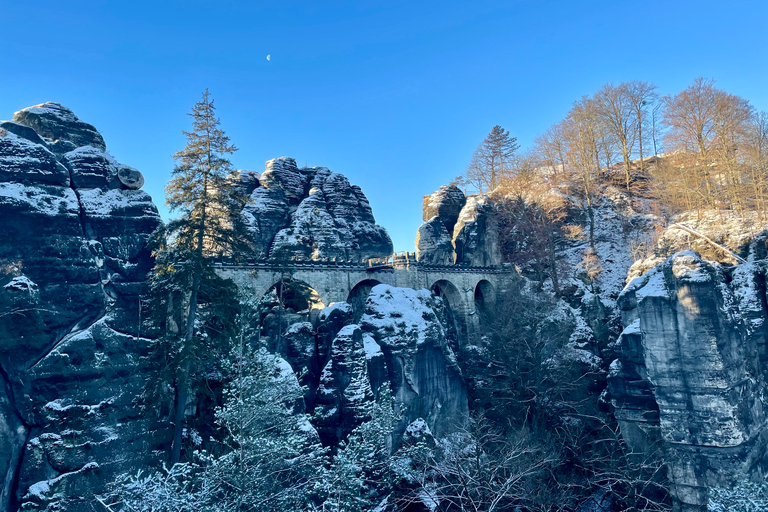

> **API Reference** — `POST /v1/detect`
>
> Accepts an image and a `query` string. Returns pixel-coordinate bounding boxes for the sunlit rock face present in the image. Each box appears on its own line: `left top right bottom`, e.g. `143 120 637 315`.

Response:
416 216 454 265
452 195 502 266
609 250 768 512
360 284 469 442
415 185 502 267
422 184 466 235
241 156 393 261
0 103 162 512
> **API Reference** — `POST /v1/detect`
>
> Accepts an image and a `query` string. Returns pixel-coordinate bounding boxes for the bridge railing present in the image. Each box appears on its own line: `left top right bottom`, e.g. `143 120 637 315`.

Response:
211 256 515 274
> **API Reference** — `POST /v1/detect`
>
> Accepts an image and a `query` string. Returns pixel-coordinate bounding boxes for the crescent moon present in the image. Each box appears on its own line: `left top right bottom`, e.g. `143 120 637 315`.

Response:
266 55 271 61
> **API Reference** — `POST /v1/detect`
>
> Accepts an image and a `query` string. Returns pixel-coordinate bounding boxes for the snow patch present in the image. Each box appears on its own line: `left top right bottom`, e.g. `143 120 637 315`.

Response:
363 333 383 359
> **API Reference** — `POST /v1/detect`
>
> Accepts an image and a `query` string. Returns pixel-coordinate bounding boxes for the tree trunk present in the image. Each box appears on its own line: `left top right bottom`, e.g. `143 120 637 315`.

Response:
171 265 201 464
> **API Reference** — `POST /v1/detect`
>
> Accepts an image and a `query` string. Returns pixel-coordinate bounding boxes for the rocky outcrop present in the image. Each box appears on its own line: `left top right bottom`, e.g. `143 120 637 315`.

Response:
609 251 768 511
255 285 470 449
0 103 162 511
416 186 502 267
422 185 466 234
241 157 393 261
453 196 502 266
416 217 454 265
314 324 375 445
360 284 469 441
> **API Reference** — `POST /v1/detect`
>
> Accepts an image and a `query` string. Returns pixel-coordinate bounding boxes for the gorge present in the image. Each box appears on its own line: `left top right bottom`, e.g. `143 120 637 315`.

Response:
2 102 768 512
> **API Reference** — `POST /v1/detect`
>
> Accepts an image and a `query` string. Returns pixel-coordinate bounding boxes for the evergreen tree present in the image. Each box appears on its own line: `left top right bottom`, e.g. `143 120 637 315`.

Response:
324 384 397 511
466 125 520 192
209 345 327 511
156 89 252 463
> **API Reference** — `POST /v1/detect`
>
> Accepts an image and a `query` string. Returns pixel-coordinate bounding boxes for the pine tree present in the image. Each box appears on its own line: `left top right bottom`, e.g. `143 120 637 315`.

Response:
156 89 252 464
466 125 520 193
324 384 397 511
210 345 327 511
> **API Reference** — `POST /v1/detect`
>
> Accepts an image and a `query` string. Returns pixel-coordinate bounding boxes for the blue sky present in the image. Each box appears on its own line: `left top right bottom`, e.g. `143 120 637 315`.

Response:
1 0 766 251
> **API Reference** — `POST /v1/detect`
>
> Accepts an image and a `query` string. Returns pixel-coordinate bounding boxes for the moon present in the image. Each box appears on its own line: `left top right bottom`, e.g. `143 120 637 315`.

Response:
266 54 271 61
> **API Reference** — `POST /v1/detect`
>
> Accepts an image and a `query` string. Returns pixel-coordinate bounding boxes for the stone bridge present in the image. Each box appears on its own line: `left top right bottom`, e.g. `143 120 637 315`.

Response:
215 260 517 344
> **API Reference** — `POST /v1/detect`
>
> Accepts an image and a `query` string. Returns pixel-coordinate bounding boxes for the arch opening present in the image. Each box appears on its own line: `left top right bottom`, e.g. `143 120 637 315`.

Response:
474 279 496 329
431 279 466 349
257 278 325 347
347 279 382 322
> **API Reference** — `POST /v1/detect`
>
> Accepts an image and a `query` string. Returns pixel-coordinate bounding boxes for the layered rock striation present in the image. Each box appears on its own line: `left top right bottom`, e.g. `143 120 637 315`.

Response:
609 250 768 511
242 157 393 261
0 103 162 511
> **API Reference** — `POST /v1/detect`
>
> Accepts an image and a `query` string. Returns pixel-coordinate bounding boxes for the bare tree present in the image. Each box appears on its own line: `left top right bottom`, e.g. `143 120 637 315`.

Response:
534 121 569 183
626 81 658 174
662 77 754 212
563 96 603 246
594 83 637 193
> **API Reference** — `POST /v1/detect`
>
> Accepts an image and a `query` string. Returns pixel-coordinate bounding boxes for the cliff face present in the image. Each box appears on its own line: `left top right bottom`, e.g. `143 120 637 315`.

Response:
610 250 768 511
242 156 393 261
0 103 163 511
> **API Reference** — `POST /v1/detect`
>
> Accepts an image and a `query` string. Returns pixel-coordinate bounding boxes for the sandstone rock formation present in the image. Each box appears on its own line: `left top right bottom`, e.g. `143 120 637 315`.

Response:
422 184 466 234
609 251 768 511
416 186 502 267
452 195 502 266
241 157 393 261
415 217 454 266
0 103 162 511
360 284 469 441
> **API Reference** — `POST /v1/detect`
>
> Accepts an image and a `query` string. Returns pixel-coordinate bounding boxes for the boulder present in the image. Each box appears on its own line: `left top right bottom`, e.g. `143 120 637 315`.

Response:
117 166 144 190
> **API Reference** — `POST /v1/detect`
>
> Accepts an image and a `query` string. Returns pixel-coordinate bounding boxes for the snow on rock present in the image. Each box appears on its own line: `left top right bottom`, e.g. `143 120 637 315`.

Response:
363 333 383 360
13 102 106 152
0 103 163 512
452 195 502 266
314 323 374 445
0 182 79 218
0 128 69 186
361 284 468 441
362 285 443 347
612 250 768 510
242 156 393 261
318 302 353 322
78 187 156 219
4 275 38 293
416 216 454 265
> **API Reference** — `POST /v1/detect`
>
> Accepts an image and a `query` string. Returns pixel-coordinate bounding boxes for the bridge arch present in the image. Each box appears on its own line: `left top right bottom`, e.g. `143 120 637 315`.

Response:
261 277 326 313
474 279 496 329
431 279 467 348
347 278 382 321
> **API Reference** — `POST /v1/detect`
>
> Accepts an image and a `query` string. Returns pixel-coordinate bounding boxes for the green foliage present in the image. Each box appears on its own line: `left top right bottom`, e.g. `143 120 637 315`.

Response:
150 89 252 463
209 345 328 511
165 88 251 259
